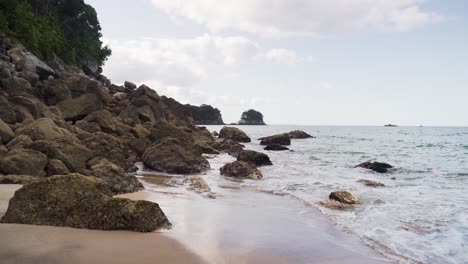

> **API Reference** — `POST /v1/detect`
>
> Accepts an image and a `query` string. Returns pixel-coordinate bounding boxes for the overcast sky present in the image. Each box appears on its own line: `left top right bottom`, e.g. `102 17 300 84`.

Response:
88 0 467 126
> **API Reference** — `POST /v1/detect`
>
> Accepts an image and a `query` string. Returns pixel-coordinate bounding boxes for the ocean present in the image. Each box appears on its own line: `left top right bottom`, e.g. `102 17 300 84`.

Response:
202 125 468 264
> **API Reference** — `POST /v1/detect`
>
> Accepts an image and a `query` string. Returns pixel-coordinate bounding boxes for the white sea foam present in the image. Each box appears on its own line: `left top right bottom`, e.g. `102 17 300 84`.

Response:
205 125 468 264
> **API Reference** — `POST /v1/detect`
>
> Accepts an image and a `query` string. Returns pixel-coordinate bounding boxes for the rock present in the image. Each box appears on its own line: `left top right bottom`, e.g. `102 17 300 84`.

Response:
131 124 150 139
7 46 55 79
124 81 137 90
0 174 170 232
16 71 39 86
357 179 385 187
218 127 251 143
356 161 393 173
238 109 265 125
288 130 314 139
0 149 47 176
137 105 156 123
57 93 103 121
0 96 17 124
89 159 143 194
259 133 291 146
237 150 272 166
113 92 127 101
9 96 48 119
329 191 359 205
5 135 32 150
182 176 211 192
0 119 14 144
212 131 219 137
44 79 72 105
319 200 356 210
81 132 133 171
64 75 89 97
82 110 117 133
148 122 193 143
211 138 244 156
25 137 93 174
142 138 210 174
220 161 263 179
1 76 33 95
0 175 39 184
15 118 73 141
46 159 70 176
264 144 289 151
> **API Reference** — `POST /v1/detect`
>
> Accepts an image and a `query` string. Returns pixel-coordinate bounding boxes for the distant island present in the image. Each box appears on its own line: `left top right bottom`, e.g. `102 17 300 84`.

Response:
237 109 266 125
185 104 224 125
384 124 398 127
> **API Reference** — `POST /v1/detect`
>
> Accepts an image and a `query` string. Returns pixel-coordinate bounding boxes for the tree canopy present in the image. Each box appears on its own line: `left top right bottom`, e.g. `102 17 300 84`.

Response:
0 0 111 66
241 109 264 122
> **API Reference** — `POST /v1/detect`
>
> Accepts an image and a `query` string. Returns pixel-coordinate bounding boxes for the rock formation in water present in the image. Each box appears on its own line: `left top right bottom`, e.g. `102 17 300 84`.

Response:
356 161 393 173
186 104 224 125
218 126 251 143
238 109 266 125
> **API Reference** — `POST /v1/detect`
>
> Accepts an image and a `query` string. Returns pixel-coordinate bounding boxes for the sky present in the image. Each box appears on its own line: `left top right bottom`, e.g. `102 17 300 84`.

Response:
87 0 468 126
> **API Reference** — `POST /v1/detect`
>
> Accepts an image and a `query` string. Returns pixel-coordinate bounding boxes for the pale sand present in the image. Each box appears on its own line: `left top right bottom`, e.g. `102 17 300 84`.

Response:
0 184 203 264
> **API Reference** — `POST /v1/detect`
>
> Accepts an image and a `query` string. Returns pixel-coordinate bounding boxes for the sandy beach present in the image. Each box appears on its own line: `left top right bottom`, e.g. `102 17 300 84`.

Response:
0 178 393 264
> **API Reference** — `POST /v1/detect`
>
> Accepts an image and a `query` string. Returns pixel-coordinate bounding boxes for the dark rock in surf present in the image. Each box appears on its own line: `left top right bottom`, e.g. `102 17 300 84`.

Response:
237 150 272 166
220 161 263 179
218 126 251 143
264 144 289 151
356 161 393 173
259 133 291 146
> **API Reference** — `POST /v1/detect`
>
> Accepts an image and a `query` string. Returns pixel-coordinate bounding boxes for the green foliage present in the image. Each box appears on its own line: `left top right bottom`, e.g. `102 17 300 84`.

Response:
0 0 111 66
188 104 222 122
241 109 264 122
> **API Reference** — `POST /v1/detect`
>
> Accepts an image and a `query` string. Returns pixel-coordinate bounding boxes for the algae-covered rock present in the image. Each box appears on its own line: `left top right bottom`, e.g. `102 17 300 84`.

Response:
237 149 272 166
142 138 210 174
329 191 359 205
15 118 73 141
211 138 244 156
0 175 39 184
0 174 171 232
0 149 47 176
220 161 263 179
259 133 291 146
218 126 251 143
89 159 143 194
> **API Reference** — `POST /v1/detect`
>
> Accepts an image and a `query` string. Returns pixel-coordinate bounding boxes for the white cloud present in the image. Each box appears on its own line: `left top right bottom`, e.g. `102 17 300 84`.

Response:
261 49 315 64
150 0 441 36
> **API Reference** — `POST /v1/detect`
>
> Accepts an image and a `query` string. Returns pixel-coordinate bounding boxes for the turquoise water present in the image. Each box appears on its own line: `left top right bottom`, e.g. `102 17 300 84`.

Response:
207 125 468 264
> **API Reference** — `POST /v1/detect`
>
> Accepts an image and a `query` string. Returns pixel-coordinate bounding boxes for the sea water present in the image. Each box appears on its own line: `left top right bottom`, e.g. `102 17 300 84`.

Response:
205 125 468 264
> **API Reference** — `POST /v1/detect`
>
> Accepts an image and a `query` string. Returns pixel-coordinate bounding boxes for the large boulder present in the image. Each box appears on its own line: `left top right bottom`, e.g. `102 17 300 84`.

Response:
218 127 251 143
329 191 359 205
357 179 385 187
89 159 143 194
211 138 244 156
1 76 33 95
57 93 103 121
0 119 14 144
142 138 210 174
0 96 17 124
7 46 55 79
43 79 72 105
356 161 393 173
15 118 73 141
237 150 272 166
259 133 291 146
220 161 263 179
182 176 211 193
288 130 314 139
46 159 70 176
25 137 93 174
9 96 48 119
81 110 118 133
0 174 170 232
0 149 47 176
5 135 32 150
0 175 39 184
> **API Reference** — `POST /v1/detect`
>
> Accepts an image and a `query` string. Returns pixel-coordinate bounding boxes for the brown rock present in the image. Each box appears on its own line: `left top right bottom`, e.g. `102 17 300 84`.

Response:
329 191 359 204
219 127 251 143
237 149 272 166
46 159 70 176
357 179 385 187
220 161 263 179
0 149 47 176
259 133 291 146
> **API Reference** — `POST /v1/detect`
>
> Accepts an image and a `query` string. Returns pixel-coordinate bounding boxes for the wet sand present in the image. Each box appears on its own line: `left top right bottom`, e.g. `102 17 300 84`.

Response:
0 185 203 264
1 180 393 264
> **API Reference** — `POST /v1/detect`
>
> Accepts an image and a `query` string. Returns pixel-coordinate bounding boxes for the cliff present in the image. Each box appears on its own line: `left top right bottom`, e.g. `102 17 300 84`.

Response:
186 104 224 125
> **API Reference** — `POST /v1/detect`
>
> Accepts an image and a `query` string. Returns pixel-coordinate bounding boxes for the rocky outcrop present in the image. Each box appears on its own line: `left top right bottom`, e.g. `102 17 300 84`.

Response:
288 130 314 139
238 109 265 125
0 174 170 232
259 133 291 146
329 191 359 204
186 104 224 125
356 161 393 173
218 127 251 143
211 138 244 156
237 150 272 166
142 138 210 174
220 161 263 179
264 144 289 151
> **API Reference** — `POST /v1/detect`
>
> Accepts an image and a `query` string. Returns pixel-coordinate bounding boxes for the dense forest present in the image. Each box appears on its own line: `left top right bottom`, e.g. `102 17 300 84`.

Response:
0 0 111 67
186 104 224 125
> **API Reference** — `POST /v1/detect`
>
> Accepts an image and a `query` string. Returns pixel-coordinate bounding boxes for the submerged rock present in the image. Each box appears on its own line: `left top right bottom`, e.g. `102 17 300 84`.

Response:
264 144 289 151
0 174 171 232
259 133 291 146
182 176 211 193
329 191 359 205
356 161 393 173
237 150 272 166
142 138 210 174
288 130 314 139
218 127 251 143
357 179 385 187
220 161 263 179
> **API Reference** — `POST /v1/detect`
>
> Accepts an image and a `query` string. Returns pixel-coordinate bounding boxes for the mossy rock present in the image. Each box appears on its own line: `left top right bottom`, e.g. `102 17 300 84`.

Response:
0 174 171 232
218 127 251 143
